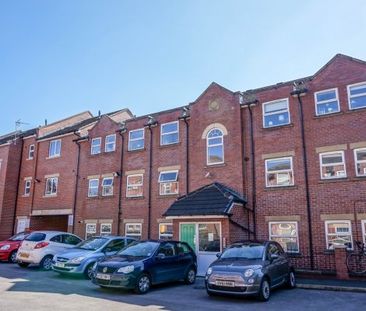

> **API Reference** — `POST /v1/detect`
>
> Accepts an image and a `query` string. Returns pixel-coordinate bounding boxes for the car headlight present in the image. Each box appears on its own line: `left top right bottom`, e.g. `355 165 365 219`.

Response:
0 244 10 251
244 269 255 278
69 256 86 264
117 265 135 274
206 267 213 275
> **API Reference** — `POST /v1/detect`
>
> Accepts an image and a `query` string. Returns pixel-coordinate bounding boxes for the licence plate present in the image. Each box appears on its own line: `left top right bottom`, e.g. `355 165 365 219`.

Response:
216 280 235 287
55 262 65 268
96 273 111 280
19 252 29 258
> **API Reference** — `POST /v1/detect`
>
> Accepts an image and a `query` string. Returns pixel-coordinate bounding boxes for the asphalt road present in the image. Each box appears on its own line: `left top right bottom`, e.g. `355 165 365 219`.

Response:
0 262 365 311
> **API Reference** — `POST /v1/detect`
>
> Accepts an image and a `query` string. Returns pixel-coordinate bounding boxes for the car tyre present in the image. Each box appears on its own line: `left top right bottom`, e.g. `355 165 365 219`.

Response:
18 262 30 268
8 250 18 263
40 255 53 270
258 278 271 302
84 263 95 279
184 267 196 285
286 270 296 289
134 273 151 294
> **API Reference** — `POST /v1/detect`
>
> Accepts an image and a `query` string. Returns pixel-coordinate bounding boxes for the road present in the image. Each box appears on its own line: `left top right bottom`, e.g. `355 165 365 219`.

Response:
0 262 365 311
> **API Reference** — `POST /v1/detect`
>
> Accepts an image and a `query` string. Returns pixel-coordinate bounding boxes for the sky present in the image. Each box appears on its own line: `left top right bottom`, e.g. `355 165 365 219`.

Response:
1 0 366 134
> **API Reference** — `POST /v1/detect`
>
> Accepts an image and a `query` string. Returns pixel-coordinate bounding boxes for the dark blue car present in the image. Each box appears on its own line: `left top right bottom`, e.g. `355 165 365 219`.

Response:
91 240 197 294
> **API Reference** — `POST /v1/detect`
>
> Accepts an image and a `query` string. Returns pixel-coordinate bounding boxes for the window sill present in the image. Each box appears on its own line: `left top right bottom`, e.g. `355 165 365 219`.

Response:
22 195 31 198
313 111 343 119
87 195 115 199
46 155 61 160
204 163 226 169
126 196 145 200
43 194 57 198
127 148 146 153
158 193 179 198
262 123 294 131
264 185 297 191
26 158 34 161
346 106 366 114
318 177 348 184
159 142 181 149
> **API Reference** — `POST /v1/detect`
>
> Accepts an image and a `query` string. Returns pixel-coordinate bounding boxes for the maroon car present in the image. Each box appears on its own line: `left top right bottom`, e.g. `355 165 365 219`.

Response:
0 232 30 263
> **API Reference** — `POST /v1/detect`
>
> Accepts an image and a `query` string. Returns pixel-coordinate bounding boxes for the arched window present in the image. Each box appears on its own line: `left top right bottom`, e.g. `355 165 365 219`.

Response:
207 128 224 165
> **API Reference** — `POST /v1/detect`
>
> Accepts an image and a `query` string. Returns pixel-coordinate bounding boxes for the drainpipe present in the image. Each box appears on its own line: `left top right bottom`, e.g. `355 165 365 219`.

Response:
240 94 258 240
72 134 82 234
145 116 158 239
291 82 314 270
179 106 190 194
117 123 127 235
30 140 40 220
12 137 24 234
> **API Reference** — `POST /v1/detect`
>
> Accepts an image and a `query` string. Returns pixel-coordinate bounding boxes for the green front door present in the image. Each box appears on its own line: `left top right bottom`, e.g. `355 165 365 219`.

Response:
180 224 196 251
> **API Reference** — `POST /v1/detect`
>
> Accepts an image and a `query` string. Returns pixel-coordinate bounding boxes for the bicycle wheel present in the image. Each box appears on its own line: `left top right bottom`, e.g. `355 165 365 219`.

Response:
347 254 366 274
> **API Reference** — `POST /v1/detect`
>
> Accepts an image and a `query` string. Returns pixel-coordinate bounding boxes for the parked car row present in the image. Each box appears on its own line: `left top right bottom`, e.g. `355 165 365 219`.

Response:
0 231 295 301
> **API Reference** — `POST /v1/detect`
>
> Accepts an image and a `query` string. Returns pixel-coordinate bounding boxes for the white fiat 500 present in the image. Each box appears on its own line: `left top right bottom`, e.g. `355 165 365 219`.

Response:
16 231 82 270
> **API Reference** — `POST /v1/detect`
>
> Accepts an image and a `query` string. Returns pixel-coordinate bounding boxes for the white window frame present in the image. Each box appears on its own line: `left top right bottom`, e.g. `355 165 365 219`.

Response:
268 221 299 253
105 134 116 152
45 177 58 196
362 220 366 245
325 220 353 250
314 88 340 116
49 139 61 158
85 223 97 239
262 98 290 128
100 223 112 236
158 170 179 195
102 177 114 196
348 81 366 110
126 174 144 198
24 179 32 196
319 151 346 180
125 223 142 239
28 144 35 160
265 157 294 187
91 137 102 155
159 223 173 240
160 121 179 146
128 128 145 151
206 128 225 165
354 148 366 177
88 179 99 197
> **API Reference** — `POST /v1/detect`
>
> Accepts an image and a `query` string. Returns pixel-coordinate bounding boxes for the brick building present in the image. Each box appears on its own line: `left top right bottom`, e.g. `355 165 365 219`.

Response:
1 53 366 277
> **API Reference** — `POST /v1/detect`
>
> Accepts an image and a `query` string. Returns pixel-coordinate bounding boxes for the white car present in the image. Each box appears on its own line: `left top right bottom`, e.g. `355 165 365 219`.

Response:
16 231 82 270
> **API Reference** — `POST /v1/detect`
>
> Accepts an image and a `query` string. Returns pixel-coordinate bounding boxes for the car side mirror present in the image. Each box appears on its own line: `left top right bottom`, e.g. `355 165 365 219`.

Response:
270 254 279 261
156 253 166 260
103 248 112 253
216 252 222 258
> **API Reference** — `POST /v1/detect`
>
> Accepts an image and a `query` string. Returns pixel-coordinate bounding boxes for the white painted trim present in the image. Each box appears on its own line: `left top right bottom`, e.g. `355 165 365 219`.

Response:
206 128 225 166
347 81 366 110
100 223 112 235
201 123 228 139
314 88 340 116
125 223 142 237
362 220 366 245
262 98 290 128
165 215 227 219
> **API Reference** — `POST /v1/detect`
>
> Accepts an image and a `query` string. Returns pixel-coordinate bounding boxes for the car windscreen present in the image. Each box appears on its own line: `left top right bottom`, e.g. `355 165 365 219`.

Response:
76 237 108 251
118 241 159 258
221 244 264 259
8 232 28 241
25 233 46 242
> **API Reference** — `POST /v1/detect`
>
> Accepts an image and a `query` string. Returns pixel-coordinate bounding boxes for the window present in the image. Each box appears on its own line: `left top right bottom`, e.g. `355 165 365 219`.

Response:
128 129 144 151
105 134 116 152
28 144 35 159
325 221 353 250
157 243 175 257
354 148 366 177
126 174 143 197
91 137 101 155
161 121 179 145
159 223 173 240
24 179 31 196
100 223 112 236
269 222 299 253
263 99 290 128
102 177 113 196
62 234 82 245
207 128 224 165
315 88 340 116
198 223 221 252
320 151 346 179
125 223 142 239
159 171 179 195
265 157 294 187
348 82 366 110
50 235 62 243
88 179 99 197
85 223 97 239
362 220 366 245
49 140 61 158
45 177 58 196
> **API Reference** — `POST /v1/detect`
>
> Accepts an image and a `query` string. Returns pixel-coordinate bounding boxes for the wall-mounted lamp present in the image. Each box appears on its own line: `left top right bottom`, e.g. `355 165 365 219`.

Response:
291 81 308 97
145 116 158 127
34 178 41 183
119 121 127 133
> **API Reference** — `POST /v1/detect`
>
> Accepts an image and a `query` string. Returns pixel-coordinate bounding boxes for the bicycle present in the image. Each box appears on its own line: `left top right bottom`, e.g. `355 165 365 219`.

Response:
346 241 366 275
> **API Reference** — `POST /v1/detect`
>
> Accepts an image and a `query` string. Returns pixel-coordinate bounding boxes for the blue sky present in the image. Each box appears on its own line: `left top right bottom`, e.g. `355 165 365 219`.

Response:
1 0 366 134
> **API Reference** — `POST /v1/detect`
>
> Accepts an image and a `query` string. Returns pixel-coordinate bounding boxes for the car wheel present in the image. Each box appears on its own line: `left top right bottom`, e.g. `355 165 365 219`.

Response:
286 270 296 289
9 251 18 263
84 263 95 279
184 267 196 285
135 274 151 294
258 278 271 302
40 255 53 270
18 262 30 268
